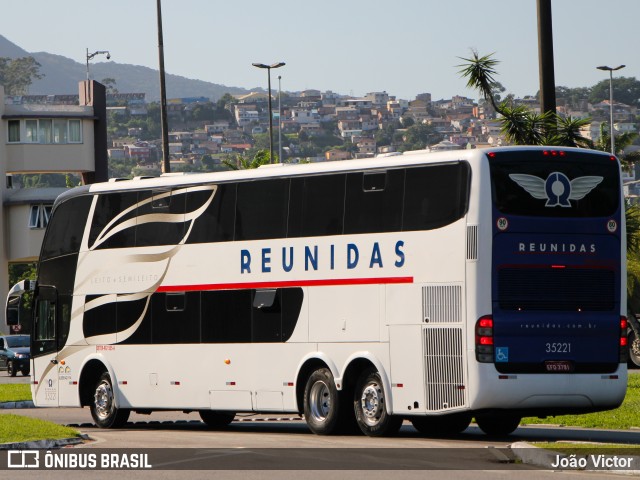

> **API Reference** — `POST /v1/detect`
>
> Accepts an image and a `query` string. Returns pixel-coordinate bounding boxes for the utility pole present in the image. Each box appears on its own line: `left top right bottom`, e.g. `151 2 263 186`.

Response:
157 0 170 173
537 0 557 117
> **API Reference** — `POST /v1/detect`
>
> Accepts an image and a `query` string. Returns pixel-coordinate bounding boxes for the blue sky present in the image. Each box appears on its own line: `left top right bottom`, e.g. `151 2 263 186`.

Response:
1 0 636 101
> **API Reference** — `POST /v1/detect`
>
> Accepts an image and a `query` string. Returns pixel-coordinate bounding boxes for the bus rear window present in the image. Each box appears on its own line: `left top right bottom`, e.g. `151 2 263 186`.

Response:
489 151 620 217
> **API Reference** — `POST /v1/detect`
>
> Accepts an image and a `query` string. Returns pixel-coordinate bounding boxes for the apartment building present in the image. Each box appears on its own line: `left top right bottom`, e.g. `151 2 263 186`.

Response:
0 81 107 326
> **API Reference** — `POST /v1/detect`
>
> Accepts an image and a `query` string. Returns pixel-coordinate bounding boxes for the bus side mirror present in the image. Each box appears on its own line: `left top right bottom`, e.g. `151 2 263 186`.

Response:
6 295 21 326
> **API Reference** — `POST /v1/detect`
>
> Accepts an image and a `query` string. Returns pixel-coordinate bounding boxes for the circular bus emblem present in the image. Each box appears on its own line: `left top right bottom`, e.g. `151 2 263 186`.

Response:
497 217 509 231
607 219 617 233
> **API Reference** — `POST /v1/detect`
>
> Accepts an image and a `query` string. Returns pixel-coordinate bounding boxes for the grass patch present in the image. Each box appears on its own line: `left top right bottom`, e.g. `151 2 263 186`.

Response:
0 414 80 444
532 442 640 456
522 374 640 430
0 384 31 403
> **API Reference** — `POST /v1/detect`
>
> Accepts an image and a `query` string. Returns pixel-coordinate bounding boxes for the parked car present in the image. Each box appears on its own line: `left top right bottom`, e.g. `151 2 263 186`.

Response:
0 335 30 376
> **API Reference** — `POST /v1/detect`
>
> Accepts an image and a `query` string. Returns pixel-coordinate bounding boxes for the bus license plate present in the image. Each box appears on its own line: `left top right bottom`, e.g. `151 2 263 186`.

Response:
544 360 573 372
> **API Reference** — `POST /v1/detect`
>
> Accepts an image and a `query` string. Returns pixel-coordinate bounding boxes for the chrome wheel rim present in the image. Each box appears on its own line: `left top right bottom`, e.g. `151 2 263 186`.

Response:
360 382 383 426
309 380 331 422
94 380 114 420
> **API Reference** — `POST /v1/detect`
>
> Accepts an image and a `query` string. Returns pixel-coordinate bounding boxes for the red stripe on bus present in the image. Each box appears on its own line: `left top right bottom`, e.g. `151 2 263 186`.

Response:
157 276 414 292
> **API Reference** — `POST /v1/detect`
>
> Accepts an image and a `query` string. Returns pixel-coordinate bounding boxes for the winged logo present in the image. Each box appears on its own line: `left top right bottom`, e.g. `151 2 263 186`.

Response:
508 172 603 207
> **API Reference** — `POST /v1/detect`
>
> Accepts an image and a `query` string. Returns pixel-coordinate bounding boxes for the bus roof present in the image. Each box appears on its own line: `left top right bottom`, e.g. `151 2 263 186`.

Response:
55 146 613 206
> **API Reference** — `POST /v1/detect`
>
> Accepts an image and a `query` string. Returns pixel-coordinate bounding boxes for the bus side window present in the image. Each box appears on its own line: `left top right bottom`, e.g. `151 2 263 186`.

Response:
344 170 404 234
186 184 236 244
136 189 186 247
403 163 470 231
236 179 289 241
289 174 346 237
88 192 138 250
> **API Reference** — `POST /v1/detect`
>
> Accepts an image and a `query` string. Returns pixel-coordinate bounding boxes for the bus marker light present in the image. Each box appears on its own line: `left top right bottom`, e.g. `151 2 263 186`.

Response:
456 385 465 390
392 383 404 388
226 381 236 386
171 381 181 386
224 359 231 365
119 381 127 385
601 375 619 380
283 382 294 387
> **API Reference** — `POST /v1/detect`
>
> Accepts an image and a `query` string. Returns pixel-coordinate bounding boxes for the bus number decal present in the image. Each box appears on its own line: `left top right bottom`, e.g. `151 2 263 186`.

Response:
545 342 571 353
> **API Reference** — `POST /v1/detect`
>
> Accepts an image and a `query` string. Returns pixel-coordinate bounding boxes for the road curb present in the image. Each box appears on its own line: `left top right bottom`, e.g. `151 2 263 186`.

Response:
0 400 34 409
0 434 89 451
510 441 640 475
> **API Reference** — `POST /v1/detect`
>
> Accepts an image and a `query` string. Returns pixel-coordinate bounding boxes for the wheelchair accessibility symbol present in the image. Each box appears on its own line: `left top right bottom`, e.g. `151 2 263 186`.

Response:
495 347 509 362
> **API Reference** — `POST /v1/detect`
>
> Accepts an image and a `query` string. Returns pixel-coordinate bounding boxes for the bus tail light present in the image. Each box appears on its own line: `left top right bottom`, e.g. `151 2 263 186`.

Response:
620 316 629 363
476 315 494 363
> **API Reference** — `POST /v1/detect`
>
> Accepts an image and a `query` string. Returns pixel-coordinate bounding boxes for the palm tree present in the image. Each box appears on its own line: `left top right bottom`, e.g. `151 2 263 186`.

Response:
457 50 591 148
221 149 272 170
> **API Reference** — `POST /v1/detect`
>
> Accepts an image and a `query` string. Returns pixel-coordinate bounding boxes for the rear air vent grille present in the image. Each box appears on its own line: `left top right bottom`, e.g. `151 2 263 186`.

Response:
422 284 462 323
424 327 467 411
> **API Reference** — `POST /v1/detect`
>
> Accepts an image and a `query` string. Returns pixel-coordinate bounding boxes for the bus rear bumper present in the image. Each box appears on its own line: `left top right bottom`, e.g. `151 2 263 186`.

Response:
468 364 627 415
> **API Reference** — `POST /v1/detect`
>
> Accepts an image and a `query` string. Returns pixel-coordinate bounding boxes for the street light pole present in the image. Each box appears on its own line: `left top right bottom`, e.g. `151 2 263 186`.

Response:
278 75 282 163
252 62 285 163
597 64 625 155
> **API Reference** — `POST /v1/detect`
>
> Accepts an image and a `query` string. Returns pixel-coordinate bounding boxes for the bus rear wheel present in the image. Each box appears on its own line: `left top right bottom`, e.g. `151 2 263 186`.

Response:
199 411 235 429
475 414 521 436
303 368 341 435
90 372 130 428
628 330 640 368
411 413 471 436
353 367 403 437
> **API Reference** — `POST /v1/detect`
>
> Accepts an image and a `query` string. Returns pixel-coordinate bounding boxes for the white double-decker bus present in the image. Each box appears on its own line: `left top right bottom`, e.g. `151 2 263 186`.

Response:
6 146 627 436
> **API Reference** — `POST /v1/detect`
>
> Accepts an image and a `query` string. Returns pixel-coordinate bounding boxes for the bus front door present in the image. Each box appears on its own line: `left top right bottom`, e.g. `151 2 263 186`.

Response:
31 286 59 406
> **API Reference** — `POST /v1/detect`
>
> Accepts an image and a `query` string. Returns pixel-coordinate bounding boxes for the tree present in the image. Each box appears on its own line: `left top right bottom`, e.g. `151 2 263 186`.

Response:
589 77 640 107
0 56 44 95
458 50 591 147
221 149 271 170
101 77 119 95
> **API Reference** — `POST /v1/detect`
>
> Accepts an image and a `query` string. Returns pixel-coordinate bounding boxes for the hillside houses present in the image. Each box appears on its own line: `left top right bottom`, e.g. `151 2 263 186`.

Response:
105 88 639 172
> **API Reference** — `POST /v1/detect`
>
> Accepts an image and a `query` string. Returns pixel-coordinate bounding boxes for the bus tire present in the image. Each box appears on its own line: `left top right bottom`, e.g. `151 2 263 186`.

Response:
475 414 521 436
199 411 235 429
303 368 341 435
628 330 640 368
353 367 403 437
7 360 16 377
90 372 130 428
411 413 471 436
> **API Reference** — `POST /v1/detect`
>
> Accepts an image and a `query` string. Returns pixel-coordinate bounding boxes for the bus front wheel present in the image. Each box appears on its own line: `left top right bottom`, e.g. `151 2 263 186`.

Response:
475 414 521 436
90 372 130 428
303 368 341 435
353 367 403 437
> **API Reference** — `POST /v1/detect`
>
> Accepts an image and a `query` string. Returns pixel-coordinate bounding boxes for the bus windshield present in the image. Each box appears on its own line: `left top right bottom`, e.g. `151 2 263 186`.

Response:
489 150 620 217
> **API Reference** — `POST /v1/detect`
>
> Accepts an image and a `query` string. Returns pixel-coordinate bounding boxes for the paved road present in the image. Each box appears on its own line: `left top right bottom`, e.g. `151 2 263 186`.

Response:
3 405 640 479
3 371 640 478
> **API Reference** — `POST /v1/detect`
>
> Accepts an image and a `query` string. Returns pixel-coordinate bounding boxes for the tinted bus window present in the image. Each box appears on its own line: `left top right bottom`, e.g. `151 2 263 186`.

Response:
489 151 619 217
403 163 470 231
88 192 138 249
289 174 346 237
136 189 186 247
236 179 289 241
186 184 236 243
41 195 93 260
344 170 404 234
